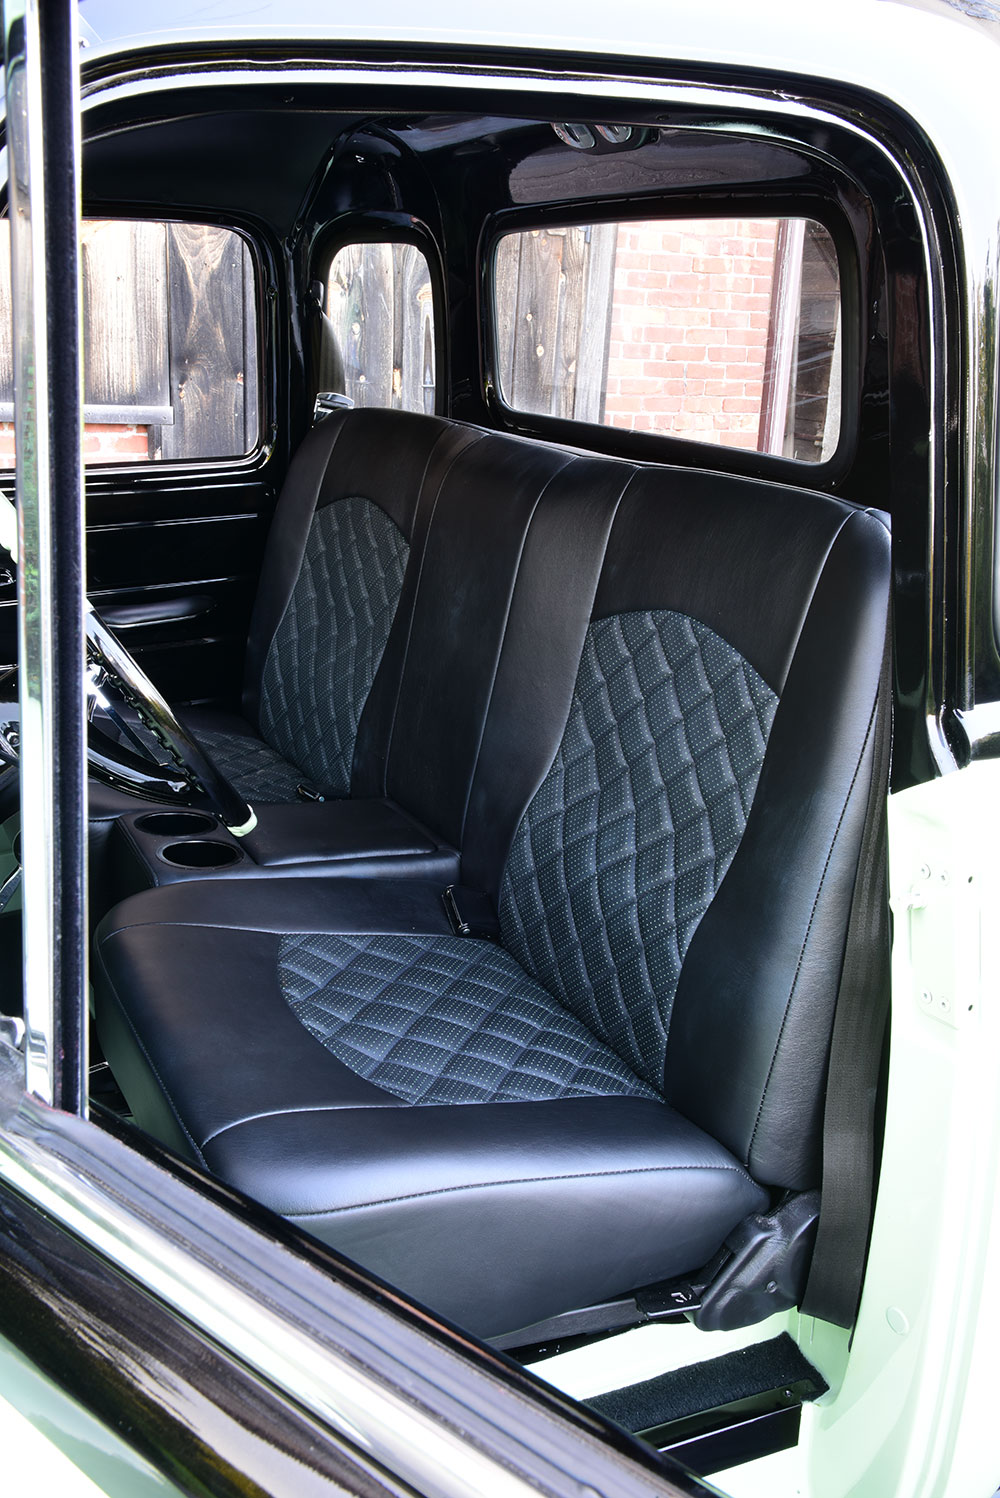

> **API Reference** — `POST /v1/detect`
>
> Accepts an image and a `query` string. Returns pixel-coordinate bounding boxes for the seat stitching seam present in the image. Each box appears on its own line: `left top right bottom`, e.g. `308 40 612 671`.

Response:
98 920 439 941
94 951 209 1169
281 1160 757 1218
381 430 486 792
746 688 878 1164
200 1099 402 1145
457 450 577 846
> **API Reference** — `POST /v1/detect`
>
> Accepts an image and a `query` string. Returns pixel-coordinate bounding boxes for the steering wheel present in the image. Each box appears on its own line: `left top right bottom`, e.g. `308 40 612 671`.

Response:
0 498 256 837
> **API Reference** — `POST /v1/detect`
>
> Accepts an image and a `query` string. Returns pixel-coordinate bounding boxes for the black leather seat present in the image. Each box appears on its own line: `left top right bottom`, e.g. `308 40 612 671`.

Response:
181 407 480 803
94 429 891 1340
94 412 622 886
90 408 475 837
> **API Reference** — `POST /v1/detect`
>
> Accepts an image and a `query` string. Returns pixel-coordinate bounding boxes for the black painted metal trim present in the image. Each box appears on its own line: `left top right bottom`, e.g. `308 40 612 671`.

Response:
480 184 863 489
0 1172 418 1498
660 1403 802 1478
0 1047 718 1498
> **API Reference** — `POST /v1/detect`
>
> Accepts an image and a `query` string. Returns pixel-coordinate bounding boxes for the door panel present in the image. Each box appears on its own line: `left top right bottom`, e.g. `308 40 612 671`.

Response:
0 472 276 710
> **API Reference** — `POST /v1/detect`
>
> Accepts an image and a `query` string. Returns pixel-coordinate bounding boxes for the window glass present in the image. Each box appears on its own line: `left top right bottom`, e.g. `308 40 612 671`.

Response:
0 219 259 466
494 216 842 462
324 243 435 413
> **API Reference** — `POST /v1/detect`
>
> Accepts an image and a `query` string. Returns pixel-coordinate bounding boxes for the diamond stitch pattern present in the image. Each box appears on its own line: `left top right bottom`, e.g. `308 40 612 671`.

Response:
94 714 308 806
258 496 409 796
279 931 658 1105
194 727 308 804
499 611 778 1091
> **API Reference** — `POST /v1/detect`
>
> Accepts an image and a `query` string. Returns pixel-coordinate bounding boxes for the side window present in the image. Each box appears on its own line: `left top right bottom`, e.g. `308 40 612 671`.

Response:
493 216 842 463
324 242 435 413
0 218 259 466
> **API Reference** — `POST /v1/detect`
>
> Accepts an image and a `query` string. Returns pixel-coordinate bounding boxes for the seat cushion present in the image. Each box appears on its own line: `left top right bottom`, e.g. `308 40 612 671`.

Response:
190 716 309 803
277 930 660 1105
87 704 310 812
94 876 767 1338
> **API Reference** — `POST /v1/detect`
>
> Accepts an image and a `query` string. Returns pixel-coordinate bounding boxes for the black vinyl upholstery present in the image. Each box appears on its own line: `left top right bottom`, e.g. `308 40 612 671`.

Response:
94 411 891 1339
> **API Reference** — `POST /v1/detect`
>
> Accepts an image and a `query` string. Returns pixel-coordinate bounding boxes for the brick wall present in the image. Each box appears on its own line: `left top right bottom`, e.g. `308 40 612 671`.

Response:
0 422 151 466
603 218 778 449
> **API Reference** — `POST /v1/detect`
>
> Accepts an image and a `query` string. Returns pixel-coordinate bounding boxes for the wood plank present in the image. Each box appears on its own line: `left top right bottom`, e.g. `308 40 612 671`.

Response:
81 219 169 409
493 234 519 401
577 222 617 424
509 229 565 415
328 243 392 408
159 222 250 460
550 226 584 421
358 242 394 408
241 238 260 449
398 244 435 413
326 243 362 403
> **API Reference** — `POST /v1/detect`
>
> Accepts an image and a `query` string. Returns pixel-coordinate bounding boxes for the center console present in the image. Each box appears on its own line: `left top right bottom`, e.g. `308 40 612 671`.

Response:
105 798 461 907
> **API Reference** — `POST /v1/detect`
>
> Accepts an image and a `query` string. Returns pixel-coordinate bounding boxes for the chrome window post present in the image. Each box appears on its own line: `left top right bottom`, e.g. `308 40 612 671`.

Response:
4 0 87 1110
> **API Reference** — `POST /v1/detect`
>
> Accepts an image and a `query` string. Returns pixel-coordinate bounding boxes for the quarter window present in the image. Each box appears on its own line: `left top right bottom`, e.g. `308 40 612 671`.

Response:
494 216 842 463
0 219 259 466
324 242 436 413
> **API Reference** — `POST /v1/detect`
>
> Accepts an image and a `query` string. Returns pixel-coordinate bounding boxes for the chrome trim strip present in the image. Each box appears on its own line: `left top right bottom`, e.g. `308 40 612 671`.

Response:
4 0 88 1108
0 401 174 426
0 1060 691 1497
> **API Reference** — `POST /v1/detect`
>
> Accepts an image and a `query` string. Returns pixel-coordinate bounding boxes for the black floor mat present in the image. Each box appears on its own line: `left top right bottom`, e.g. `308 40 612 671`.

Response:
586 1332 826 1434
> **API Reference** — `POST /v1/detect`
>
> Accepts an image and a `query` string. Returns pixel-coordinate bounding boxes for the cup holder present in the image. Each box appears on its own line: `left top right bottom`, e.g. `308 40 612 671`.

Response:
158 840 242 870
135 811 218 836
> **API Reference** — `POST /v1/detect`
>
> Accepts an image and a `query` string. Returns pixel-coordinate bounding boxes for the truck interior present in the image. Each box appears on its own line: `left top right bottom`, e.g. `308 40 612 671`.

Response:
0 52 961 1485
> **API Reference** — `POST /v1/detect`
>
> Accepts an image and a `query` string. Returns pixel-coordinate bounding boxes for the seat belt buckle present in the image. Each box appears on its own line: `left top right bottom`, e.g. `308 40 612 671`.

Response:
296 782 326 802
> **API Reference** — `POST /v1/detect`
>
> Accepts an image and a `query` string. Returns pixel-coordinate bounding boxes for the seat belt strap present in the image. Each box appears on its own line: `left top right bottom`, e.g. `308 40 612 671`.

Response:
801 610 893 1328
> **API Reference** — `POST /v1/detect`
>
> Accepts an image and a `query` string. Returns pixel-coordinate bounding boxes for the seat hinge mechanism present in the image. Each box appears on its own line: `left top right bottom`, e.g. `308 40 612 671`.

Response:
694 1191 821 1332
442 885 500 941
636 1192 821 1332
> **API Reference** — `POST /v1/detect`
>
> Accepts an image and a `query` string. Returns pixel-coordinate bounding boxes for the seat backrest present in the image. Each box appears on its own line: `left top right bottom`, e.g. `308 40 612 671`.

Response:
490 466 890 1192
359 436 642 856
242 409 477 796
352 430 578 831
243 408 889 1198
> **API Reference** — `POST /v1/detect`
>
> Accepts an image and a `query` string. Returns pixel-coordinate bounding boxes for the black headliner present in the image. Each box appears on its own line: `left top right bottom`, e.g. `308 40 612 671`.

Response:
83 109 361 229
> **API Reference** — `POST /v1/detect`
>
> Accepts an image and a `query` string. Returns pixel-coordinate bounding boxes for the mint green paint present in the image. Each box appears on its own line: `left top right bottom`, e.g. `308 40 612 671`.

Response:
0 1333 183 1498
723 764 1000 1498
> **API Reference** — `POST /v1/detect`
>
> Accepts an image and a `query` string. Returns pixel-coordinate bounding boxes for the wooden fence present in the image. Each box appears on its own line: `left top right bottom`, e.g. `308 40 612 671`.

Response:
494 224 618 423
325 242 435 413
493 217 840 460
0 219 258 462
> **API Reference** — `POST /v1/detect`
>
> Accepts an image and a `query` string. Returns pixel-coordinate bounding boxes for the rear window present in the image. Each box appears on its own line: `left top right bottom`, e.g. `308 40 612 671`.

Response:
0 218 259 466
493 215 842 463
324 242 436 413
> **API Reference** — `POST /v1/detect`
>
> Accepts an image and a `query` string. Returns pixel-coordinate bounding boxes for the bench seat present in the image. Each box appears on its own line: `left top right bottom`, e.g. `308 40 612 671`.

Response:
94 411 891 1339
